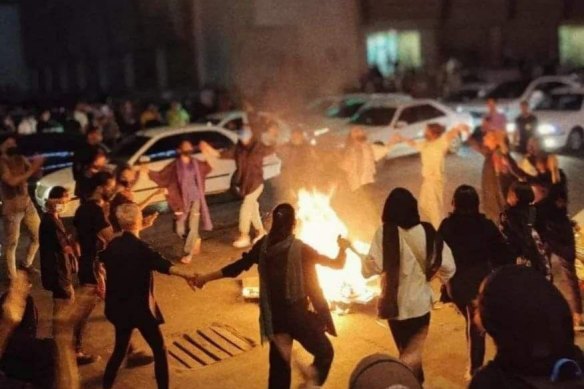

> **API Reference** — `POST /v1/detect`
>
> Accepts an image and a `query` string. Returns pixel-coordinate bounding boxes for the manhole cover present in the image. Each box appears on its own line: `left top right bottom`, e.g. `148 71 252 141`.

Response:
168 322 256 369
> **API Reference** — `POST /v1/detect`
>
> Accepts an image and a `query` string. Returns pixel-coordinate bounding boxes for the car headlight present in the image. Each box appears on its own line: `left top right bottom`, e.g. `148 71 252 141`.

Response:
537 124 557 135
506 123 516 133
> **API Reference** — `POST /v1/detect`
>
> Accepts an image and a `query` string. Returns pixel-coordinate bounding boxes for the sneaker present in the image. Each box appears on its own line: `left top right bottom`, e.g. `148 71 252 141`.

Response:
76 352 99 365
180 255 192 265
233 236 251 248
126 352 154 368
432 301 444 310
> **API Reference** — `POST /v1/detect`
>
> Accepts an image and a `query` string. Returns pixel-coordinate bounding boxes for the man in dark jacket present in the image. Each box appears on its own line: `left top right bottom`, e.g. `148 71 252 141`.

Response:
100 203 198 389
72 126 108 200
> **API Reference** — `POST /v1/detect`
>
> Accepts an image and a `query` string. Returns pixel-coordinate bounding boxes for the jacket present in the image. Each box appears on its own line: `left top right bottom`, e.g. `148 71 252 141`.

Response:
99 232 172 327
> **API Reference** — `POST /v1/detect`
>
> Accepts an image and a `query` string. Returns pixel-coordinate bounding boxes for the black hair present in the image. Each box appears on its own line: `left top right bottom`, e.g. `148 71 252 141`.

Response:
115 164 133 181
268 203 296 245
86 125 101 135
478 265 583 376
509 181 534 206
453 185 480 215
48 186 69 199
89 171 114 194
382 188 420 229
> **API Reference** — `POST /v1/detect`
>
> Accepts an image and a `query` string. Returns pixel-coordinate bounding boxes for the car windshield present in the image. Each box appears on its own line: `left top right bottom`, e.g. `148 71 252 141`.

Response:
486 80 530 99
326 99 366 118
350 107 397 126
535 94 584 111
110 135 150 163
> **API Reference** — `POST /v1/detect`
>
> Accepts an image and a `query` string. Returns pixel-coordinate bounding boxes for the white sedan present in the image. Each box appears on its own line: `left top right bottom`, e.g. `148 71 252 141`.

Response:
313 98 473 157
519 87 584 151
200 110 292 144
35 125 282 217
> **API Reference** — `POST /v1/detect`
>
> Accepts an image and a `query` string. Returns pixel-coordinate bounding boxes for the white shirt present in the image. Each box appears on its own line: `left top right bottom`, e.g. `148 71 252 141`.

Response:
364 224 456 320
17 118 36 135
418 135 450 181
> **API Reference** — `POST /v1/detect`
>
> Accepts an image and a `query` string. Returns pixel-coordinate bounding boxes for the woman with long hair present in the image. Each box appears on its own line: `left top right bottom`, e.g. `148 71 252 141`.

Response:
471 266 584 388
438 185 511 380
194 204 350 388
359 188 456 383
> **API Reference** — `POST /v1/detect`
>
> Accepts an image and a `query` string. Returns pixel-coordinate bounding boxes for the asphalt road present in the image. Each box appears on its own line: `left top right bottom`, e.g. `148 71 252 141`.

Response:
6 146 584 389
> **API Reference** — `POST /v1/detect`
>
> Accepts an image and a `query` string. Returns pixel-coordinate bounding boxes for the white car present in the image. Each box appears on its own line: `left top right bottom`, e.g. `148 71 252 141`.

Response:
313 98 473 157
200 110 292 144
516 87 584 151
35 125 282 217
303 93 411 135
453 76 580 127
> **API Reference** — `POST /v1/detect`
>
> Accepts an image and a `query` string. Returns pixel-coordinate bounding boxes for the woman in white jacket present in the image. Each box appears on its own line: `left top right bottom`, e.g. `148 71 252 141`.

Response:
360 187 456 384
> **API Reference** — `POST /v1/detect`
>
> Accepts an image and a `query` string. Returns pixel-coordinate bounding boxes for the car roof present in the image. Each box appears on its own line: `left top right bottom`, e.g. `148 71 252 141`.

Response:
135 124 238 142
361 98 441 109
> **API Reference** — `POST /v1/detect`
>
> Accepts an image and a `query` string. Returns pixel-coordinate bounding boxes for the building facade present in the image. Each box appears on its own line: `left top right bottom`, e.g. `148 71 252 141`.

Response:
4 0 584 101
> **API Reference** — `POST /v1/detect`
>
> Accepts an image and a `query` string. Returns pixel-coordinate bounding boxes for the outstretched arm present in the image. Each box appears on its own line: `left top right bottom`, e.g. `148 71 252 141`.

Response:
444 123 470 143
305 236 350 270
195 242 262 288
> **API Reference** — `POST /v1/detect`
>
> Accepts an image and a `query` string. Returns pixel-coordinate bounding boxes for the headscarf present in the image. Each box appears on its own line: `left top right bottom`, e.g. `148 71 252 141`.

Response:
479 266 584 377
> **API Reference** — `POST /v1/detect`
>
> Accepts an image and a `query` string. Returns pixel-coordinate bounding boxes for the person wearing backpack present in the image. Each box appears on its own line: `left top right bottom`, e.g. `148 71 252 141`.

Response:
439 185 513 381
359 188 456 384
471 265 584 389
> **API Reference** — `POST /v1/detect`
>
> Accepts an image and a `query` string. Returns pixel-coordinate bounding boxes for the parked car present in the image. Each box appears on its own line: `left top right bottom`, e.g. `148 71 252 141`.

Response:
199 110 292 144
35 125 282 217
513 87 584 151
452 76 580 128
302 93 411 136
313 98 473 157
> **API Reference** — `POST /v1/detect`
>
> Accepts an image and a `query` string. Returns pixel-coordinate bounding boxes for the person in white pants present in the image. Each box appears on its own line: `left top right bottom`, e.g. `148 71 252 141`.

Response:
201 127 276 248
398 123 469 228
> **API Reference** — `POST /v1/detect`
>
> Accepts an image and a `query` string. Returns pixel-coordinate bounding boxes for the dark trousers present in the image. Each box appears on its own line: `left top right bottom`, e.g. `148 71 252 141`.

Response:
454 301 485 376
103 322 168 389
551 253 583 315
388 313 431 383
268 315 334 389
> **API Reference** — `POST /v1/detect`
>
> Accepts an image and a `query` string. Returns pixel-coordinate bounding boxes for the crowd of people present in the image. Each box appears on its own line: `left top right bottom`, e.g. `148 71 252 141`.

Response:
0 89 235 147
0 92 582 389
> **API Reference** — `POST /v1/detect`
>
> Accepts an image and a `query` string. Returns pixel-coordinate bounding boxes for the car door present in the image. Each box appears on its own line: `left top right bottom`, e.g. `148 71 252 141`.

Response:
186 131 236 193
132 134 184 206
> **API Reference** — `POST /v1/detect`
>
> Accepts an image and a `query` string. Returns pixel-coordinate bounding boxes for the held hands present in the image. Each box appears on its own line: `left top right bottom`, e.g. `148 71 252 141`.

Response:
337 235 351 252
186 272 209 290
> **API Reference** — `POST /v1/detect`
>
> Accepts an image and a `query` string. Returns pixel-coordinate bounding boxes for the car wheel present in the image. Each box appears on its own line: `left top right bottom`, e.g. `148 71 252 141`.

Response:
448 135 462 154
567 128 584 152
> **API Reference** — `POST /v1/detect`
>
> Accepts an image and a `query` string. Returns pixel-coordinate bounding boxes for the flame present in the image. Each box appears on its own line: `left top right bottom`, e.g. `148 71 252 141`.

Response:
296 189 374 303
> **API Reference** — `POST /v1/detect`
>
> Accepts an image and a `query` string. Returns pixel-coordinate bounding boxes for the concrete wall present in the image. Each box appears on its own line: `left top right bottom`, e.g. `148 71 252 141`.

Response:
0 4 29 93
198 0 363 110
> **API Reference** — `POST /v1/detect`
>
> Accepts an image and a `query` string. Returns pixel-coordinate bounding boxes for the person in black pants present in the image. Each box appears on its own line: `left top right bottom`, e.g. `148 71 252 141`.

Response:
99 203 197 389
439 185 512 380
195 204 350 389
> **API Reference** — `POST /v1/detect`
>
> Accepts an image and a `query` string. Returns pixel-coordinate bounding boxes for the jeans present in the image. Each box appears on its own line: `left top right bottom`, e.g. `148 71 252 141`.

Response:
54 285 99 353
388 313 431 383
103 322 168 389
268 313 334 389
551 253 583 315
175 200 201 255
239 184 264 236
3 201 40 278
454 301 485 376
